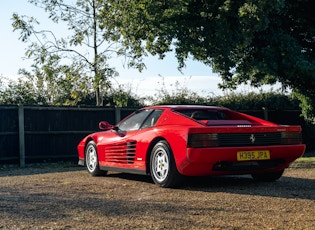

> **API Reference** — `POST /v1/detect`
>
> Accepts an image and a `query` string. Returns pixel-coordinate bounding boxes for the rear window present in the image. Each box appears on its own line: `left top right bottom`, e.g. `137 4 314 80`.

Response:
175 109 228 120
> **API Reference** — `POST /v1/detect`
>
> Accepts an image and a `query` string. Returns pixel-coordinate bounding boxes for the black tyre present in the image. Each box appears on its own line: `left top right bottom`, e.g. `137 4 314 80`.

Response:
85 141 107 176
251 169 284 182
150 140 183 188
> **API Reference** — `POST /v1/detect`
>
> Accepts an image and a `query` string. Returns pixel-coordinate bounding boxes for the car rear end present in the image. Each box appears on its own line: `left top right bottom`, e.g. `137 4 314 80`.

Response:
179 125 305 176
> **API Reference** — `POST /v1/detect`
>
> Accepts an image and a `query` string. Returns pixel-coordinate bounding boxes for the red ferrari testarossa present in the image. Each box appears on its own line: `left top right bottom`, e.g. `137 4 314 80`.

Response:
78 105 305 187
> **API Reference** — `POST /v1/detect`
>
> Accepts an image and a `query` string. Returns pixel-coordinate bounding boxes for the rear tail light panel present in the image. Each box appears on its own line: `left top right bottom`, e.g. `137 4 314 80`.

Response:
187 133 219 148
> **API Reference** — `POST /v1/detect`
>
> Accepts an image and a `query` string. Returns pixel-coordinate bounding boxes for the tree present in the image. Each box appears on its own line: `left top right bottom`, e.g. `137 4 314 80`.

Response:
103 0 315 121
12 0 127 106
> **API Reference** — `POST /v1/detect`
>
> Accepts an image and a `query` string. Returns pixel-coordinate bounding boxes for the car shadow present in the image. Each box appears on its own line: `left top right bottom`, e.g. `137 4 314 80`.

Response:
106 172 154 183
183 175 315 200
109 172 315 201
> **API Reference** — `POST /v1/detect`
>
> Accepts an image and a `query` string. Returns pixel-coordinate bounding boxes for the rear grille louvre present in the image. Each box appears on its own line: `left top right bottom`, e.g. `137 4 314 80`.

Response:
126 141 136 163
218 132 281 147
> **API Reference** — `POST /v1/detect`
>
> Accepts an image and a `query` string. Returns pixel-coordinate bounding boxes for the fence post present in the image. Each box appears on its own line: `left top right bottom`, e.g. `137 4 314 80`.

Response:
262 107 269 121
115 106 121 124
18 105 25 167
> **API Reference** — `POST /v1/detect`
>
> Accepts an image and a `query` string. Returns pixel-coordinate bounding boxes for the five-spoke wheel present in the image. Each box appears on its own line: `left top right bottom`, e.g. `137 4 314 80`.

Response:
85 141 107 176
150 140 182 188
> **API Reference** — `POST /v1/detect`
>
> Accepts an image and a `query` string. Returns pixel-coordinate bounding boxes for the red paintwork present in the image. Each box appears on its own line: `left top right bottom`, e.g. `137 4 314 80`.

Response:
77 105 305 176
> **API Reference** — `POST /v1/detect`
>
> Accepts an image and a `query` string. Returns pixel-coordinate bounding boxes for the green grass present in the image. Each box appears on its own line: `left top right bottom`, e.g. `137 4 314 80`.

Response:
295 157 315 162
291 156 315 168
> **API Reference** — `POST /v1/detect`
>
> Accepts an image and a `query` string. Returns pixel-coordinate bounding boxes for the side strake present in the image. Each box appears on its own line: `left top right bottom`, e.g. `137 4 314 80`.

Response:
104 141 137 164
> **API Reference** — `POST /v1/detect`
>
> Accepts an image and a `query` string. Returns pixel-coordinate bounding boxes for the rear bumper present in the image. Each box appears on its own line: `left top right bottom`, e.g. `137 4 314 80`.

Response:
177 144 306 176
212 159 285 171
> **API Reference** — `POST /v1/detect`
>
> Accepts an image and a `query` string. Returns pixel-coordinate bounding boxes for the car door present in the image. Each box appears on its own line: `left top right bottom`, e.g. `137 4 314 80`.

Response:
101 109 156 168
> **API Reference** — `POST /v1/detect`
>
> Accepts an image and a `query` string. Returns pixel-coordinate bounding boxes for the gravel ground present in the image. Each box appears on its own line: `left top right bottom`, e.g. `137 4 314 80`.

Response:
0 163 314 230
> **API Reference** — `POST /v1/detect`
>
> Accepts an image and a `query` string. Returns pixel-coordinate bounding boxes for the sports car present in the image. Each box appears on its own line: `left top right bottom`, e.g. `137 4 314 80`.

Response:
77 105 305 188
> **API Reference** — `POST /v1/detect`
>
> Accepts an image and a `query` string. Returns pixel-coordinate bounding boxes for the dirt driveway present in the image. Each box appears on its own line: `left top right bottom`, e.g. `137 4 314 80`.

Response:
0 164 314 230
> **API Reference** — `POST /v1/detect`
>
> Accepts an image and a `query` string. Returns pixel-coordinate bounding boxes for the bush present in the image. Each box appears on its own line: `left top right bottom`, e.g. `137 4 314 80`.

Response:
215 90 300 111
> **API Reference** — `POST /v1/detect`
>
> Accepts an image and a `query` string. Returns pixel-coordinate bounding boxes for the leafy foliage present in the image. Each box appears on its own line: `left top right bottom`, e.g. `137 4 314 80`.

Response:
150 77 300 111
104 85 145 107
103 0 315 121
0 77 45 105
0 75 144 107
12 0 126 106
216 90 300 111
150 77 208 105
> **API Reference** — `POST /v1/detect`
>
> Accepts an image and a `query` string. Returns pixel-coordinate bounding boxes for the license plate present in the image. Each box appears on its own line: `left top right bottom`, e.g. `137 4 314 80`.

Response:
237 150 270 161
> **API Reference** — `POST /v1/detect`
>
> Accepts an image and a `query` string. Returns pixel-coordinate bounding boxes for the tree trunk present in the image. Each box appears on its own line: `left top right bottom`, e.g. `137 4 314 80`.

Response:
92 0 102 106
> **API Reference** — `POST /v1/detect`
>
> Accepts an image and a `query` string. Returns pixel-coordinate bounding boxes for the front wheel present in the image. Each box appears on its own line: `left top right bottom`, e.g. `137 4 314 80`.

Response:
251 169 284 182
150 140 183 188
85 141 107 176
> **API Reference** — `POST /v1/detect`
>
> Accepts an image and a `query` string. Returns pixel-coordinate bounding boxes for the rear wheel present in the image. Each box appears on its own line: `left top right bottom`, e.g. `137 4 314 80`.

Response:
251 169 284 182
150 140 183 188
85 141 107 176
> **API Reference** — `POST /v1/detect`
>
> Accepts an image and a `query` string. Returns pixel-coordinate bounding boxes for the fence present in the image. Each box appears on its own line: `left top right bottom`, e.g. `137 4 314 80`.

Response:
0 105 136 166
0 105 310 166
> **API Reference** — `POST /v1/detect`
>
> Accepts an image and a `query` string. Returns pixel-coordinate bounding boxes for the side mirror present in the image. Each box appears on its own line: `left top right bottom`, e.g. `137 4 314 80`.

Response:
99 121 115 131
